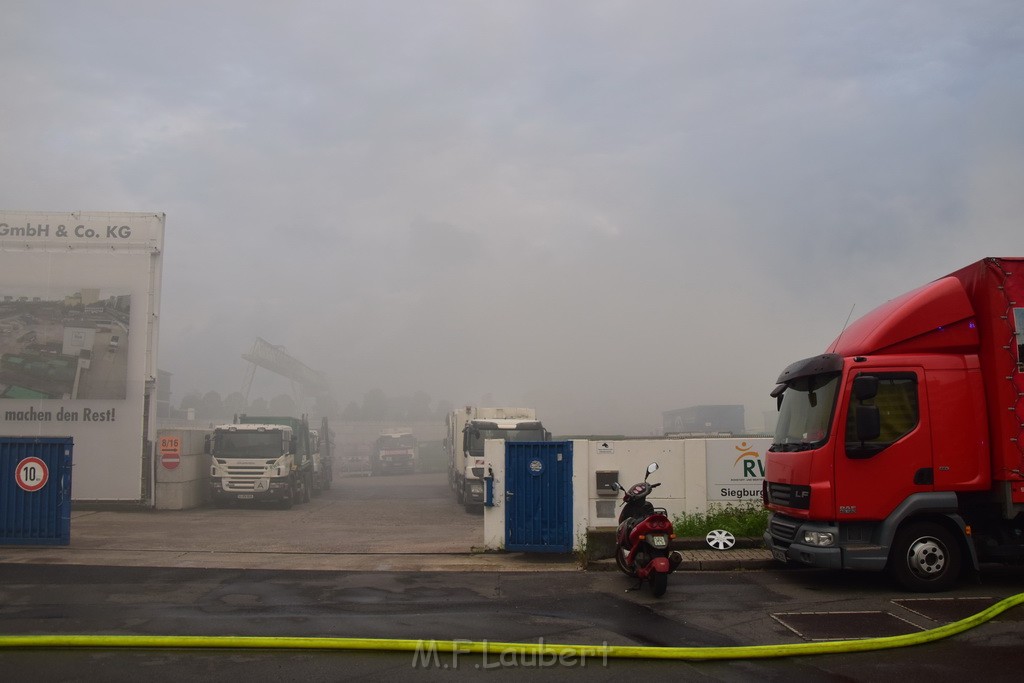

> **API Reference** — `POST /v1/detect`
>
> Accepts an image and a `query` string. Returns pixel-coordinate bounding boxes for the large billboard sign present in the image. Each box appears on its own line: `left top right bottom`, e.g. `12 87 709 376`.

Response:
705 438 771 503
0 211 163 501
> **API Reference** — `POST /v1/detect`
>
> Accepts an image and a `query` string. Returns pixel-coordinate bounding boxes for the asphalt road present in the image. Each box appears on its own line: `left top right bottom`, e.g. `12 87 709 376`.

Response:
2 472 1023 681
1 563 1023 682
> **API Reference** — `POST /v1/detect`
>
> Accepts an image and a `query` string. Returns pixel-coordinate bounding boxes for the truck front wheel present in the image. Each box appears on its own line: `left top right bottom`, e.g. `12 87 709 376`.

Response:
302 472 313 503
889 522 962 592
279 479 295 510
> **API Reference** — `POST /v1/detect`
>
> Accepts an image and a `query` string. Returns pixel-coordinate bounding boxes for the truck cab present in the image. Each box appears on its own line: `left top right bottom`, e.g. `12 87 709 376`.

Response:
371 432 418 475
207 416 316 508
459 415 549 511
763 258 1024 591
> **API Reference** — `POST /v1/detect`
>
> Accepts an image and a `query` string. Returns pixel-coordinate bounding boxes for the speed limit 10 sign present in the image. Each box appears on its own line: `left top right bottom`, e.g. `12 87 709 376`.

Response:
15 457 49 492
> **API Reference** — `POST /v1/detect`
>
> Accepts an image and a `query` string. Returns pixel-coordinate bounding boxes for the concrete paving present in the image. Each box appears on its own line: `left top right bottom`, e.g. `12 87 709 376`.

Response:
0 521 773 574
0 473 775 573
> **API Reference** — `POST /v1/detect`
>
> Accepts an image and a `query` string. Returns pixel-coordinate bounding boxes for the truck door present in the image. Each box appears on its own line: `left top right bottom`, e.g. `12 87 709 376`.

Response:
834 368 933 520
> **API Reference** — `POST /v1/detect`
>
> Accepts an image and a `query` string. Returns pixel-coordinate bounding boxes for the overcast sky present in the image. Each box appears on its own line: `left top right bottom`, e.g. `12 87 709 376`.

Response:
2 1 1022 435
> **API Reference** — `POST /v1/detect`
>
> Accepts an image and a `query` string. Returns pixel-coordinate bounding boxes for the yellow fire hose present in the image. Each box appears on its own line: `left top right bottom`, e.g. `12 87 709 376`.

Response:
1 591 1021 660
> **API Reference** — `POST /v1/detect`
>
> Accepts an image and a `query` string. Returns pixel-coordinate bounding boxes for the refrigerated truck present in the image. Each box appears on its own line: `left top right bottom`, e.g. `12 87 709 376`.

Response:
445 406 550 511
763 257 1024 591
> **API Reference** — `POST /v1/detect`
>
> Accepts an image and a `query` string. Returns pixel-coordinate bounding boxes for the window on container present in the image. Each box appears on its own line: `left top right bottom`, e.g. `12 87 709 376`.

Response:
1015 308 1024 370
845 373 919 457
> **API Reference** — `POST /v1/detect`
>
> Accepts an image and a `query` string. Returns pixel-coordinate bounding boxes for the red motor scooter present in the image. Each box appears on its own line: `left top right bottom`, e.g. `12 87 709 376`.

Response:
611 462 682 597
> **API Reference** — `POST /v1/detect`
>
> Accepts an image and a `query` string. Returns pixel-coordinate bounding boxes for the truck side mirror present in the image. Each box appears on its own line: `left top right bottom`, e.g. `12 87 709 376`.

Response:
204 434 211 455
771 384 786 411
853 375 879 401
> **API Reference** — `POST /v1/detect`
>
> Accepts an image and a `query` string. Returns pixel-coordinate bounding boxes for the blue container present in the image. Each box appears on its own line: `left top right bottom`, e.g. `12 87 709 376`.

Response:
0 437 73 545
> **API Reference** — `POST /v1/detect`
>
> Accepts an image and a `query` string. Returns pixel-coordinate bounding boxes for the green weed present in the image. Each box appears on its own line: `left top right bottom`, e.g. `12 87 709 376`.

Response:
673 502 770 538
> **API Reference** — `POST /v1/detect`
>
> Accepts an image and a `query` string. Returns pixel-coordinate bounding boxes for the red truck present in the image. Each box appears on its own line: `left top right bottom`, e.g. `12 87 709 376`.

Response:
763 257 1024 591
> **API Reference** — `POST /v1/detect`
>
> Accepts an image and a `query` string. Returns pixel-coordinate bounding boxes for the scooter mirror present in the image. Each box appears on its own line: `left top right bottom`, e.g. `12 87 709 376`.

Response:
610 482 621 492
646 462 659 476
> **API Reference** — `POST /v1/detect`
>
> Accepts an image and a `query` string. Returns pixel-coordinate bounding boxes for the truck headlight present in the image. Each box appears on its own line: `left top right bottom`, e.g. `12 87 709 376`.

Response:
802 531 835 546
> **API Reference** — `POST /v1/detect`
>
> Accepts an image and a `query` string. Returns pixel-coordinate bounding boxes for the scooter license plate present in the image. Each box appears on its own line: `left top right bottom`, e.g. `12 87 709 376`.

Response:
649 535 668 548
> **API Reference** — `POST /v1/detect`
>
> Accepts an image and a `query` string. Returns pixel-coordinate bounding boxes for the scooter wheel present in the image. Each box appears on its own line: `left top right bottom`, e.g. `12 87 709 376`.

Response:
614 546 637 577
650 572 668 597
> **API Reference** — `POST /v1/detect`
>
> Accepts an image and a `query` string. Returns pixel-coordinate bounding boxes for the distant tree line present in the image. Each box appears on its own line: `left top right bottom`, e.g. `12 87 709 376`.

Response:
176 390 299 421
339 389 453 422
175 389 452 423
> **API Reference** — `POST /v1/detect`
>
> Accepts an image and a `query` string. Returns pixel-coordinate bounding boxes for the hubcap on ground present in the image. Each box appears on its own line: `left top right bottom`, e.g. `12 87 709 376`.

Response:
706 529 736 550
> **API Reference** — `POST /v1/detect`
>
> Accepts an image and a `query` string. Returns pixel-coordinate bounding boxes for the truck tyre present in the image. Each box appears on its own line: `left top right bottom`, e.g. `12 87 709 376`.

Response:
302 472 313 503
280 479 295 510
889 521 962 592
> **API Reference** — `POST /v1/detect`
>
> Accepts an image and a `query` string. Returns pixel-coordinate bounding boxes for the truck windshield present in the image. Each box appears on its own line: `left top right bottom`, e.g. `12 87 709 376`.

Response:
377 435 416 449
465 428 547 456
213 432 283 458
771 373 840 452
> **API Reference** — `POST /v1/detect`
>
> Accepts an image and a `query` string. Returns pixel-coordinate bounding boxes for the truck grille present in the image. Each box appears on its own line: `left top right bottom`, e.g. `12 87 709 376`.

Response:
767 482 811 509
220 460 275 490
769 515 800 543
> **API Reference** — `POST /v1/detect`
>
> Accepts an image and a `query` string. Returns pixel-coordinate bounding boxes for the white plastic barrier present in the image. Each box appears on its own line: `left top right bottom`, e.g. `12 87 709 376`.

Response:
483 437 770 552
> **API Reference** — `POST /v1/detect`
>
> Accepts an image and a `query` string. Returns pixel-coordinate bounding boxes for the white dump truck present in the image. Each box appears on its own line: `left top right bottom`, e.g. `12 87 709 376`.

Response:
206 415 317 509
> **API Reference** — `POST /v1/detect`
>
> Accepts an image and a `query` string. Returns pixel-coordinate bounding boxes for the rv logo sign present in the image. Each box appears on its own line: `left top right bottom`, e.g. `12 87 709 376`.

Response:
705 439 771 501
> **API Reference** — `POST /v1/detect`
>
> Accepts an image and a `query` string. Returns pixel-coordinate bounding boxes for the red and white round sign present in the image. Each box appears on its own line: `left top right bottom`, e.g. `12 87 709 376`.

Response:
160 436 181 470
15 457 49 492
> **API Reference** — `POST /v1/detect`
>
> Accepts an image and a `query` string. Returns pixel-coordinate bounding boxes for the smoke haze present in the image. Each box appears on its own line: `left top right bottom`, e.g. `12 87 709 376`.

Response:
2 1 1022 434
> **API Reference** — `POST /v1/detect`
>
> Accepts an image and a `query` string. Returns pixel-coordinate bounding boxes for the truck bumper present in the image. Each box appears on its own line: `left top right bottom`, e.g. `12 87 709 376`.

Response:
764 516 890 571
210 479 292 503
764 530 843 569
465 480 485 503
381 459 415 473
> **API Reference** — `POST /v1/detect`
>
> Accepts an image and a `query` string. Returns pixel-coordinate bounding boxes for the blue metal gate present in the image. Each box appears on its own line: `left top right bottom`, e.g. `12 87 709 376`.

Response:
505 441 573 552
1 437 74 546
